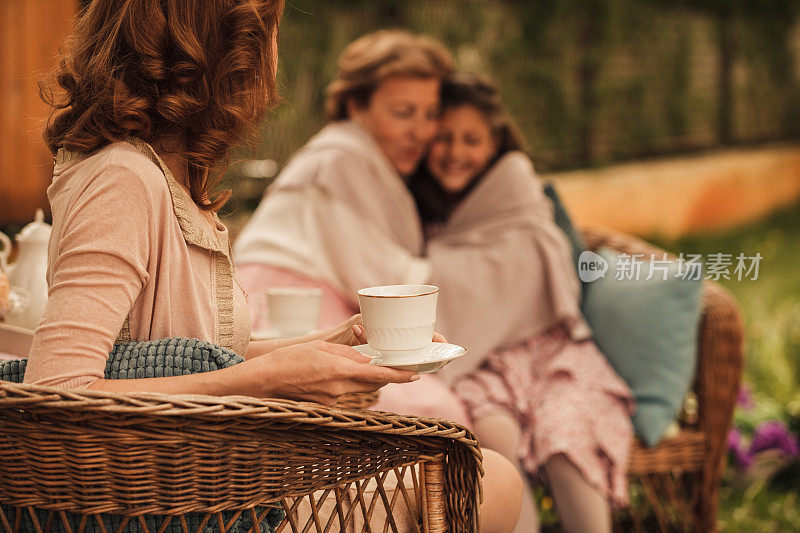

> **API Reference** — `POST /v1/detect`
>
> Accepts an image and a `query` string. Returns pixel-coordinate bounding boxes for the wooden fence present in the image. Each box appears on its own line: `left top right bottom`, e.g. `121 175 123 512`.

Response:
0 0 78 224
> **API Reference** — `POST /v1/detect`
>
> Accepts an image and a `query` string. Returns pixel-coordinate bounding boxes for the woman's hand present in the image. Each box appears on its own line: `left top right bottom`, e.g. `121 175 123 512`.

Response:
91 333 446 399
256 340 419 405
318 314 366 346
317 314 448 346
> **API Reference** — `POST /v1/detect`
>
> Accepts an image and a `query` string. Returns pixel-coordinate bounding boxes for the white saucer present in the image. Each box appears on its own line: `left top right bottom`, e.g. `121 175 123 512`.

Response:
353 343 466 374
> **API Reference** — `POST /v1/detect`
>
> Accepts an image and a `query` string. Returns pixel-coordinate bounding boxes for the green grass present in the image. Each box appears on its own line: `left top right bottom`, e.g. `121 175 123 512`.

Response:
717 479 800 531
652 203 800 411
651 201 800 531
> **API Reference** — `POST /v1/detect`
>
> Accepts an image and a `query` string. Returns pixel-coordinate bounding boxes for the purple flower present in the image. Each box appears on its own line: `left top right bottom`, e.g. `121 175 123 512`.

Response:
728 427 741 448
750 421 800 458
737 384 754 410
728 428 753 469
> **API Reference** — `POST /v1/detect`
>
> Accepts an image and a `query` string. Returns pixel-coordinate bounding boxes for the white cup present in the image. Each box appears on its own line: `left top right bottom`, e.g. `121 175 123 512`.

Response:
357 285 438 362
266 287 323 337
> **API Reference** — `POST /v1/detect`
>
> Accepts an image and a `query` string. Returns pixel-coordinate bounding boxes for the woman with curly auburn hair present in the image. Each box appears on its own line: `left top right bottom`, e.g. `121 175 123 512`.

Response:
42 0 281 211
26 0 422 404
24 5 522 531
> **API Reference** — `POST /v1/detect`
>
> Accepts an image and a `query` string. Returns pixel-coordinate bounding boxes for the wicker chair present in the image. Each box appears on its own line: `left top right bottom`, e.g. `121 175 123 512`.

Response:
0 227 743 533
0 385 482 532
582 228 745 533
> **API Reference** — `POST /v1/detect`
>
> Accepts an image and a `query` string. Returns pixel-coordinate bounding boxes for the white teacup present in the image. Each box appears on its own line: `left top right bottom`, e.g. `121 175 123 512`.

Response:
357 285 438 362
266 287 323 337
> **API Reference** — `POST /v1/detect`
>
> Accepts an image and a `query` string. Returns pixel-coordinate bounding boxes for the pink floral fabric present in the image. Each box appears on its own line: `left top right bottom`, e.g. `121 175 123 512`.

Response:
453 327 635 507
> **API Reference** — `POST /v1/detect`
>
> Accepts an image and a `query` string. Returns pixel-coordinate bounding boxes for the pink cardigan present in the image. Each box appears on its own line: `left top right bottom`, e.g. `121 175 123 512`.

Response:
24 139 250 389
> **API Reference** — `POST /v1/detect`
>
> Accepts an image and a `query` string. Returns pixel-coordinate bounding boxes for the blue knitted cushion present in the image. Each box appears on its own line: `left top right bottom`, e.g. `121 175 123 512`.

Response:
0 337 244 383
1 506 283 533
0 337 283 532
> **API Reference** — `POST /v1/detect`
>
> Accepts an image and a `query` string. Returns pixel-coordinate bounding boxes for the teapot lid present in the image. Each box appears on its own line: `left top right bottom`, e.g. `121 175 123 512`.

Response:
16 209 52 244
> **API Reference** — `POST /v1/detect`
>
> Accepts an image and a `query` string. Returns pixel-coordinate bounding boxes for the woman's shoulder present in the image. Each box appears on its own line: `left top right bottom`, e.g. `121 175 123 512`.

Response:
276 138 370 191
293 126 371 169
288 121 382 176
52 141 172 209
475 151 539 194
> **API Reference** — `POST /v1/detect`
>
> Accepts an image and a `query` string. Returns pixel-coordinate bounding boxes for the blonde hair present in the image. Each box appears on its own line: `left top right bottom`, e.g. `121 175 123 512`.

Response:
325 30 454 121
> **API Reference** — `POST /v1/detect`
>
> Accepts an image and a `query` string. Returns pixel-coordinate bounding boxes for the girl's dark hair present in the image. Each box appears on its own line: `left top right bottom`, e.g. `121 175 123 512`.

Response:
40 0 284 211
409 72 528 227
440 72 527 156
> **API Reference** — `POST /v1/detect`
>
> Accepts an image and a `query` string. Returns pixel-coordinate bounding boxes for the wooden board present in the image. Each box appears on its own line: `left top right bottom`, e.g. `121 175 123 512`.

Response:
0 0 78 224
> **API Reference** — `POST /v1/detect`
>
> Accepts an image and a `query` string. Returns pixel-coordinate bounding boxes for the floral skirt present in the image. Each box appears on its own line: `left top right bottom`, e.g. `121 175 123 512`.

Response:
452 326 635 507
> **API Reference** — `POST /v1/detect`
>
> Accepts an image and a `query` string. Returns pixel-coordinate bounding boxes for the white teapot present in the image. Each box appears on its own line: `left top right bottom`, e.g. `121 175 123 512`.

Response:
0 209 51 330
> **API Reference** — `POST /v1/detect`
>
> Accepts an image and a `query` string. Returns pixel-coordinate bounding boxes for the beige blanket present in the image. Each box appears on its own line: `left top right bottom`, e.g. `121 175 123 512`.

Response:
425 151 591 380
234 121 590 383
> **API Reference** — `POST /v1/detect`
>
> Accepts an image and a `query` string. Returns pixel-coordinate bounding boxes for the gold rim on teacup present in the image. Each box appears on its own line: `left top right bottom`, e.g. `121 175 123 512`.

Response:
357 285 439 298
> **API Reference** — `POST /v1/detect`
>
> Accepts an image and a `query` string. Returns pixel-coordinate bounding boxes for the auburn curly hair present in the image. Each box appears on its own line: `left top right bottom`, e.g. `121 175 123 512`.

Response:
40 0 284 211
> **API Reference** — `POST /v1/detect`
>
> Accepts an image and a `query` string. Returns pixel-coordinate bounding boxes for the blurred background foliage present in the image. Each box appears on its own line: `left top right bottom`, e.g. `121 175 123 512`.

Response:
246 0 800 173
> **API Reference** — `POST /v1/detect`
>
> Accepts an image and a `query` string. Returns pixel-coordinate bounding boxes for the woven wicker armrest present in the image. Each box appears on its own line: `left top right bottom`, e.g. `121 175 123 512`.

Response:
0 382 482 532
692 280 744 531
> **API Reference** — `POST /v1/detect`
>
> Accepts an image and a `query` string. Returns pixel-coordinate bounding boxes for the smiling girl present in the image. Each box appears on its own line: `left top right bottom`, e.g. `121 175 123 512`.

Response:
408 73 635 533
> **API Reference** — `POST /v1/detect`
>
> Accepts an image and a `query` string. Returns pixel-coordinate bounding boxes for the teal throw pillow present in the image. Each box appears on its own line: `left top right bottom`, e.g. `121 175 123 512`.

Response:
581 247 703 446
543 182 585 270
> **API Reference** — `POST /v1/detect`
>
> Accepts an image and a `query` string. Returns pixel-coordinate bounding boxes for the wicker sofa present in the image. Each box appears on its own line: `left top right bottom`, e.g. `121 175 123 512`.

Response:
582 228 745 533
0 228 743 533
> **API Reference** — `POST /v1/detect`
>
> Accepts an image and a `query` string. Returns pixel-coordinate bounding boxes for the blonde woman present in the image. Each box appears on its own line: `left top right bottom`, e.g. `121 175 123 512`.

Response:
235 31 632 532
235 30 473 426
